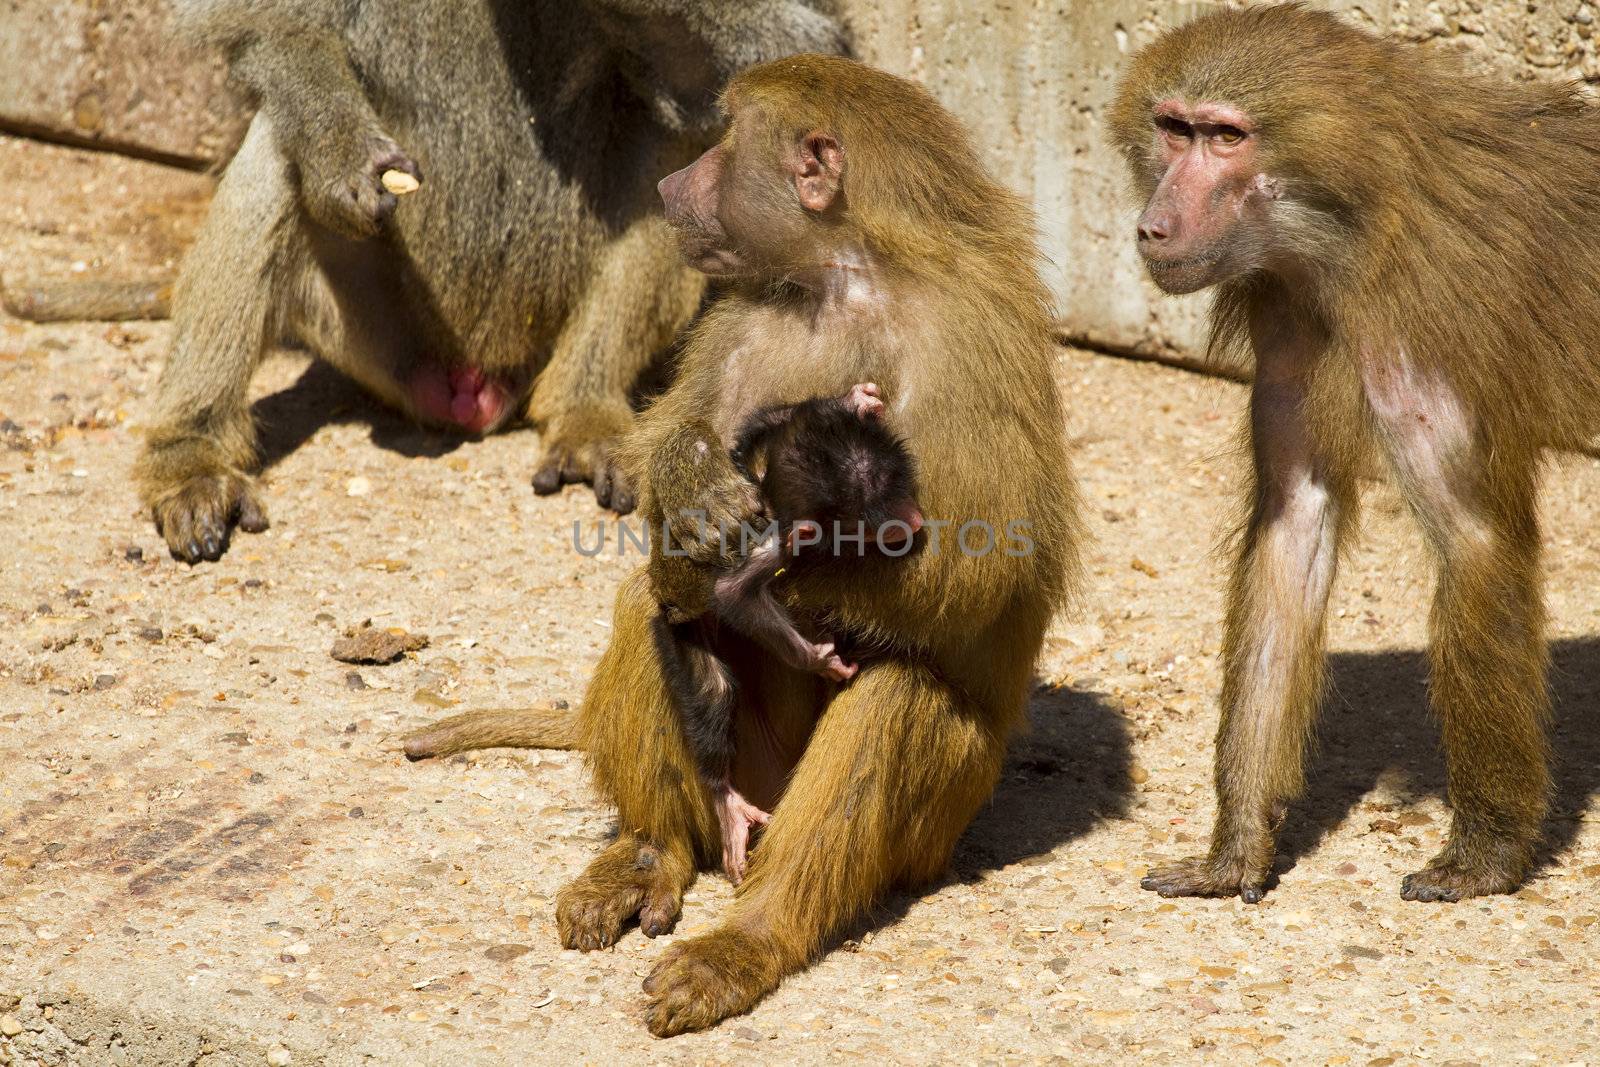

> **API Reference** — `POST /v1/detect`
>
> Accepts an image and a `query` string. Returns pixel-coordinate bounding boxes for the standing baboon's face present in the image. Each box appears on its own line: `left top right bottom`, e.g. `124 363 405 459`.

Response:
1133 99 1281 294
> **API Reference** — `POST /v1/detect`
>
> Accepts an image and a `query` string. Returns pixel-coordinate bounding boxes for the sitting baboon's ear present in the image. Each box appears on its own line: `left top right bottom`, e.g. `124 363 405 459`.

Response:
587 0 850 134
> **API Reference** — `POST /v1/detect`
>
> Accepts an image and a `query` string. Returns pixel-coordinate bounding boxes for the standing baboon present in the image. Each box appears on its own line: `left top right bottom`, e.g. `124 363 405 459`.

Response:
1111 3 1600 903
138 0 846 562
406 55 1081 1034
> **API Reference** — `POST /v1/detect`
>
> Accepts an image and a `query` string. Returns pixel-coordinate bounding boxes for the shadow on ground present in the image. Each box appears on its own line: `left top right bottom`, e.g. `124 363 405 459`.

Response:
954 683 1135 876
251 359 476 469
1277 636 1600 878
838 682 1133 940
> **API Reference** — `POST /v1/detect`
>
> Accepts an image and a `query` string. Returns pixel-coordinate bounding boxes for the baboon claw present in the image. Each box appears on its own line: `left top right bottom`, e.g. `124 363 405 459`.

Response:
1141 855 1271 901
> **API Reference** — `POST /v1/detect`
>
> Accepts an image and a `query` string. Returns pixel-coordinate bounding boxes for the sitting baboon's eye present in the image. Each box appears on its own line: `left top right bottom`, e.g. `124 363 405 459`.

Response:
1212 124 1247 145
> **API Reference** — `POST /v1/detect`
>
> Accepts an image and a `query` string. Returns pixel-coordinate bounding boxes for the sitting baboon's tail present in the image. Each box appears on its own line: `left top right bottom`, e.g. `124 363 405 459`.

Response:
402 707 577 760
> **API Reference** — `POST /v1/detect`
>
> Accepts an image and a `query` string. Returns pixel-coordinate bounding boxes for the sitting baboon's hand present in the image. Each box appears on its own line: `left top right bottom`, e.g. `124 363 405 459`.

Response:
149 470 270 564
650 421 764 567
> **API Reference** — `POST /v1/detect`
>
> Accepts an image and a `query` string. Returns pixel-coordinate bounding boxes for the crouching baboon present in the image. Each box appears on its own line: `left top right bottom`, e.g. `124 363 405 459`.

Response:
407 55 1081 1035
138 0 846 562
1112 3 1600 903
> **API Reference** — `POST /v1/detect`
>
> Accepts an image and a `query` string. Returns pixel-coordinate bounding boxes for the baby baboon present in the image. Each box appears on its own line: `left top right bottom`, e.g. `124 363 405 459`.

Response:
138 0 845 562
651 381 921 882
1112 3 1600 903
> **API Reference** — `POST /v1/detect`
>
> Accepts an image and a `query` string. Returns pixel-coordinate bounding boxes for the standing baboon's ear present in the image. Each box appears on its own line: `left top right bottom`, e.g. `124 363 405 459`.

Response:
587 0 849 134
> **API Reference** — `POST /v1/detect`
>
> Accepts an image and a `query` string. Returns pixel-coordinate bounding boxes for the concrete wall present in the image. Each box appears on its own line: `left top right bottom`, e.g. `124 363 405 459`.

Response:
2 1 1594 357
0 0 241 165
839 0 1600 362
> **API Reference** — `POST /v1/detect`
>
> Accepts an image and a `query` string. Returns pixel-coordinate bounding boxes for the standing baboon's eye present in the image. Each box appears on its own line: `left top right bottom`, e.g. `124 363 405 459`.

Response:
1212 124 1247 145
1155 114 1195 139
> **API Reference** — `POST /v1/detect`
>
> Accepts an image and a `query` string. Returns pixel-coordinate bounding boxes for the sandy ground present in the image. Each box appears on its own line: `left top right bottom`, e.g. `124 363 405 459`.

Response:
0 132 1596 1066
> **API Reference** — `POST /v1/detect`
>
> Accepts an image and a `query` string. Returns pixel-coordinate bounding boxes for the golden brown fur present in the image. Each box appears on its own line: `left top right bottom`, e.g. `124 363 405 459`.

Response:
1112 3 1581 903
411 54 1081 1035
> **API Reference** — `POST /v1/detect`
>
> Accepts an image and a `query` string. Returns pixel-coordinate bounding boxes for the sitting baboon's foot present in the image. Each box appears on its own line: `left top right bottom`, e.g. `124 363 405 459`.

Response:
556 838 690 950
642 927 780 1037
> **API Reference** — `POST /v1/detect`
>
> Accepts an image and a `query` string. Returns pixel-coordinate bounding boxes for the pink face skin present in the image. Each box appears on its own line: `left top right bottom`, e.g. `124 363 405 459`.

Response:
1136 99 1277 294
408 364 515 435
657 143 746 276
657 121 843 278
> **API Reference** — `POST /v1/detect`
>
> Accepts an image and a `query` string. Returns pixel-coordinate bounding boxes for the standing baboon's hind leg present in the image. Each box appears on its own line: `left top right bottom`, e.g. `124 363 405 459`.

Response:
1364 358 1550 902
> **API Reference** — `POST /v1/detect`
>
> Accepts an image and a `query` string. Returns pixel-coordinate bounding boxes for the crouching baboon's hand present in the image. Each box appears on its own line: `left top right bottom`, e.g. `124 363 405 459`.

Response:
299 130 422 240
532 401 638 514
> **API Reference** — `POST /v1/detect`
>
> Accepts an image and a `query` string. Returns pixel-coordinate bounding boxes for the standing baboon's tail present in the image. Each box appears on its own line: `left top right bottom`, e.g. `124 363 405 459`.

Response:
402 707 578 760
1 275 173 322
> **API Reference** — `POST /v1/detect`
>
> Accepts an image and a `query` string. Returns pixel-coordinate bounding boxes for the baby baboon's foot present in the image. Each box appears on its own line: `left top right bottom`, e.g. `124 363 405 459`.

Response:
643 927 779 1037
1141 852 1272 903
811 642 858 683
150 471 269 564
304 134 422 239
532 406 637 514
844 381 884 420
556 840 687 950
1401 843 1529 902
713 787 771 885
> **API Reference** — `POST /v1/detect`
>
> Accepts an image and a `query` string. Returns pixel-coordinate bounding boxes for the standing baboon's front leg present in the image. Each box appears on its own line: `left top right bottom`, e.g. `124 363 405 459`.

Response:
135 115 301 563
1143 317 1351 902
1363 352 1550 901
529 216 705 514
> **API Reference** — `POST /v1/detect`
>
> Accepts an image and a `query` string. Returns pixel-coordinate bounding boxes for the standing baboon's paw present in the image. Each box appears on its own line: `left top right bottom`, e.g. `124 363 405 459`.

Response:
642 928 776 1037
304 134 422 239
555 841 686 950
1140 853 1271 903
1400 862 1521 903
151 472 269 564
532 418 636 514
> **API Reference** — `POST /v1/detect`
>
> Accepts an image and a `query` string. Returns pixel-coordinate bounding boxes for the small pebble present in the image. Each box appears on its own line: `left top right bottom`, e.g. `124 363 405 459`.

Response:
93 673 118 690
0 1014 22 1036
267 1048 292 1066
121 545 144 562
346 476 371 497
